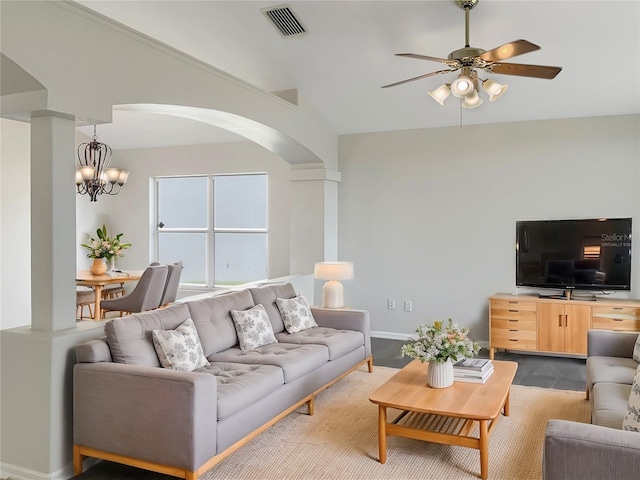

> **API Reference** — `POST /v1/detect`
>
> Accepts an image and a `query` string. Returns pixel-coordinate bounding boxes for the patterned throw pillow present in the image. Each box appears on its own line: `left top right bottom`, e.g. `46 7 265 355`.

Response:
152 318 210 372
230 304 278 352
633 334 640 363
622 365 640 432
276 295 318 334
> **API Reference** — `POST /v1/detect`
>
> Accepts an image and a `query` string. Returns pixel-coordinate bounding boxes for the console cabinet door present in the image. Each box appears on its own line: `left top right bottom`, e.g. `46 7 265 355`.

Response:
538 303 565 352
564 304 591 354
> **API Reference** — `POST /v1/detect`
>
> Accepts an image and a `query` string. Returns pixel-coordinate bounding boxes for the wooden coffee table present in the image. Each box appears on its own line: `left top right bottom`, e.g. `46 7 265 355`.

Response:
369 359 518 480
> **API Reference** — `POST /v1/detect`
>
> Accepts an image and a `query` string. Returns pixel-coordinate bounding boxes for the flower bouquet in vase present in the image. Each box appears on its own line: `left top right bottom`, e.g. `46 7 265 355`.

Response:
81 224 131 275
401 319 480 388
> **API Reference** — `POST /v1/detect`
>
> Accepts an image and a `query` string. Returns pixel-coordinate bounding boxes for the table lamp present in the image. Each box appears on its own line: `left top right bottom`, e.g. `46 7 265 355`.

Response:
314 261 354 308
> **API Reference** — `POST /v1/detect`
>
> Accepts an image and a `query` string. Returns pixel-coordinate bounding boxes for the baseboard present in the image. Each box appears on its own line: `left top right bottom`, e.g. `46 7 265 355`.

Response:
1 458 100 480
370 330 414 341
371 331 490 351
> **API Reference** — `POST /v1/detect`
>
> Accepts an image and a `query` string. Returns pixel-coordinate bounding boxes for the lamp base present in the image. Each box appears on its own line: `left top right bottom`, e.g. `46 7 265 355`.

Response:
322 280 344 309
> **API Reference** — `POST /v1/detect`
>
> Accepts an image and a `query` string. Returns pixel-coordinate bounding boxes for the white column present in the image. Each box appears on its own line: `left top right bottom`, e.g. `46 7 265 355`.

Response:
30 112 76 331
289 166 341 274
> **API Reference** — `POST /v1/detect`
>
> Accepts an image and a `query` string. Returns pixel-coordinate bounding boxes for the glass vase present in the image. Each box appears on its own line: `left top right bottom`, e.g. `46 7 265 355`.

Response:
426 358 454 388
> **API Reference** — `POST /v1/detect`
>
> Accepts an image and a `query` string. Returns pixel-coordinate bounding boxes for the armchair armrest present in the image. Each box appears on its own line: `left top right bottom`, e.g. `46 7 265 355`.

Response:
544 420 640 480
588 330 638 358
74 362 217 471
311 307 371 358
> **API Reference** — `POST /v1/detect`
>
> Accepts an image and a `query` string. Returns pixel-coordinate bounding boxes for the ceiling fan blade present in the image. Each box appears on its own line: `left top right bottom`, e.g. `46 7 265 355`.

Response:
489 62 562 79
381 69 455 89
479 39 540 62
396 53 461 69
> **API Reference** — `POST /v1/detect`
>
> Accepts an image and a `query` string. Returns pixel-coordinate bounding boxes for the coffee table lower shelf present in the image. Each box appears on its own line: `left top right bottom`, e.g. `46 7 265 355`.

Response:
378 406 506 480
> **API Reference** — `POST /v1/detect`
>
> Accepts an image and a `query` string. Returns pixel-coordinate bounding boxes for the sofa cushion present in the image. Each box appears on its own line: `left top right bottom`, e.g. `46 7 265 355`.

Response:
152 318 210 372
276 295 317 333
230 304 278 352
276 327 364 361
105 303 191 366
622 366 640 432
592 382 633 429
587 356 639 388
633 334 640 363
186 290 255 356
208 343 329 383
248 283 297 334
196 362 284 420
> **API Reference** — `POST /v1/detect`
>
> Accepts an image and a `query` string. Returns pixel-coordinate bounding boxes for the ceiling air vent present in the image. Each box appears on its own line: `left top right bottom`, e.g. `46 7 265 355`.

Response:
262 4 307 37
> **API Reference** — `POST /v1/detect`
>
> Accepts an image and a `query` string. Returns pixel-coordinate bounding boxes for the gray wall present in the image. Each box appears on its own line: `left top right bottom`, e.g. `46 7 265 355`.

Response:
338 115 640 339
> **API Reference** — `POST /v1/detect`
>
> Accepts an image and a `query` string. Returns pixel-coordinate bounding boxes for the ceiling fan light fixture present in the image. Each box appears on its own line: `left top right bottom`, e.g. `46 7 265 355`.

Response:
451 75 474 98
428 84 451 106
483 79 508 101
461 89 483 109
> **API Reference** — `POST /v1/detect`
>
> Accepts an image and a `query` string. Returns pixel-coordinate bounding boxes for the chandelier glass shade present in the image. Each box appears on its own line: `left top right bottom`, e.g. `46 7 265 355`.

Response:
76 126 129 202
427 84 451 106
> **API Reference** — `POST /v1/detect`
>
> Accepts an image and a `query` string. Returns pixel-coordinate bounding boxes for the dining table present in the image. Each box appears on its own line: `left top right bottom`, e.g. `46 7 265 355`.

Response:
76 270 144 321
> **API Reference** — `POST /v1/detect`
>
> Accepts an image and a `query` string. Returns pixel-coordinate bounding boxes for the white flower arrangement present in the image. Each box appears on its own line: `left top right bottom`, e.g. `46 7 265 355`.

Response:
401 318 480 363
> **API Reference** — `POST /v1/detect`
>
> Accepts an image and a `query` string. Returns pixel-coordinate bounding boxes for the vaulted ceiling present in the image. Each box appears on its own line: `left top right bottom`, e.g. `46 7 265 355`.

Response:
75 1 640 149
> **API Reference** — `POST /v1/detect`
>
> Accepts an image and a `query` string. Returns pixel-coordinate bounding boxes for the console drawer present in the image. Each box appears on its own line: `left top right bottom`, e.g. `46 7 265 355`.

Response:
490 335 537 351
490 300 537 312
592 306 640 331
491 318 537 331
491 308 537 322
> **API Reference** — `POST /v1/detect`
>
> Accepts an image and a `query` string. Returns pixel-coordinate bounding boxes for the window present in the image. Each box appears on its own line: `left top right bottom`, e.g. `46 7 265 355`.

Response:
153 174 267 287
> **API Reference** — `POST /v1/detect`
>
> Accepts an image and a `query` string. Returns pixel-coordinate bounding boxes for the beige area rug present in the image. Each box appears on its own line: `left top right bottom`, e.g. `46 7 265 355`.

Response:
202 366 591 480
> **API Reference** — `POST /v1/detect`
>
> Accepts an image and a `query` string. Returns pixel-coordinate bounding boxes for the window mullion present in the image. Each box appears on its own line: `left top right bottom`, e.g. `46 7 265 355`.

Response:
207 175 215 289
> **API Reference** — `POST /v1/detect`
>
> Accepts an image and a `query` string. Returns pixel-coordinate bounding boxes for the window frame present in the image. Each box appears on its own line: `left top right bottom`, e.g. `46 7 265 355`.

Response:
151 173 268 289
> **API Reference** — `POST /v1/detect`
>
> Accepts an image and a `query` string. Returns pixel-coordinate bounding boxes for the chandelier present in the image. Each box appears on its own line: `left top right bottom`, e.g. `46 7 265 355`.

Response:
75 126 129 202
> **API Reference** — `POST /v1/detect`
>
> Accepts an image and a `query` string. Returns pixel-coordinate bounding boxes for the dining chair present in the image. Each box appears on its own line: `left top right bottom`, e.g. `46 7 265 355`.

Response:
76 288 96 320
101 283 125 299
159 261 183 308
100 265 168 317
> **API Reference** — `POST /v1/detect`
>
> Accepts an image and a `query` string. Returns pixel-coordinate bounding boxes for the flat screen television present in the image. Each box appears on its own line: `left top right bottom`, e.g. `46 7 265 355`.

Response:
516 218 632 292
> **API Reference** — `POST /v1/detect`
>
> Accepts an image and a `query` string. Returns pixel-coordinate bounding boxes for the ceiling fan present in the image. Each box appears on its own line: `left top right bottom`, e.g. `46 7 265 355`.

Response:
382 0 562 108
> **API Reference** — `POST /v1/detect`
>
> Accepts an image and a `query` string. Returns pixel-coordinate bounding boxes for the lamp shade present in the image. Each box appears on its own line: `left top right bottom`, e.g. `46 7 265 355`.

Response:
314 261 354 281
450 76 474 98
427 84 450 106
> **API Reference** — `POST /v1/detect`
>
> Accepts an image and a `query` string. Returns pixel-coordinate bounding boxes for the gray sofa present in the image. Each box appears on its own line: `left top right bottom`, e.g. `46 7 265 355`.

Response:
543 330 640 479
73 283 372 480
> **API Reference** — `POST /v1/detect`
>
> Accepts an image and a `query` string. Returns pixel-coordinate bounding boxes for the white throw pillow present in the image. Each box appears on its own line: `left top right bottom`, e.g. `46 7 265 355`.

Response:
152 318 210 372
230 304 278 352
622 365 640 432
633 334 640 363
276 295 317 334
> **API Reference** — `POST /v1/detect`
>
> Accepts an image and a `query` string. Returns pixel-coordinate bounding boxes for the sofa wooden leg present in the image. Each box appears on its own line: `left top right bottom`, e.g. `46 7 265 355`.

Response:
307 396 315 416
185 471 197 480
73 445 84 475
367 356 374 373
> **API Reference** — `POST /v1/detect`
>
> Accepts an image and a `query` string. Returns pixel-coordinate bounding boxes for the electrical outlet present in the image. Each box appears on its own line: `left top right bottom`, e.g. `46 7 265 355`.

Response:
404 300 412 312
387 299 396 310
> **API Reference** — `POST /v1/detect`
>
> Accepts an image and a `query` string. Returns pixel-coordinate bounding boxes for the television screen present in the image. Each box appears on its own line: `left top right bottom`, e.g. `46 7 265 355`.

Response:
516 218 632 291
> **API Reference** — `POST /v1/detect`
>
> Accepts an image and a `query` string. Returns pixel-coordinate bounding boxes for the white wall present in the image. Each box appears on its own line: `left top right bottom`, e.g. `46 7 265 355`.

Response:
338 115 640 339
0 119 31 329
83 141 292 279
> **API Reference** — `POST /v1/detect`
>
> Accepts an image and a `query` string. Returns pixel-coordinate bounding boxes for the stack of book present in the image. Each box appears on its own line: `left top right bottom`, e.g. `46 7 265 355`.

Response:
453 358 494 384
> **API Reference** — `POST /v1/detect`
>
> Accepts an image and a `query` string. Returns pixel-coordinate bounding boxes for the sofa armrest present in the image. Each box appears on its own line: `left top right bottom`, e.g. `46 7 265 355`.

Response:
74 362 217 471
588 330 638 358
311 307 371 358
544 419 640 480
